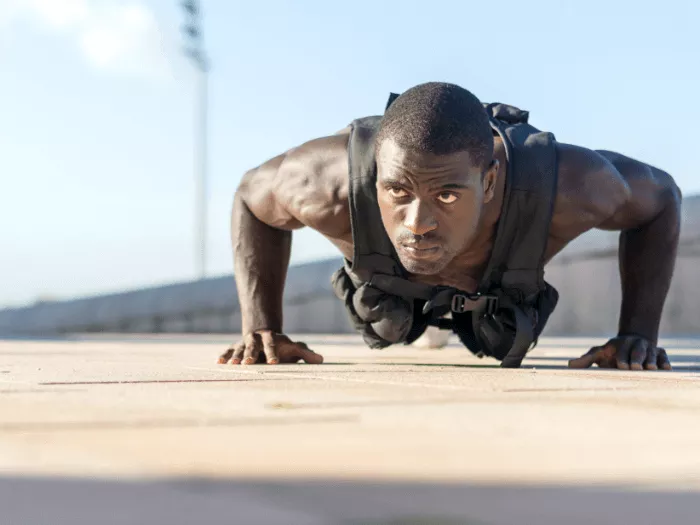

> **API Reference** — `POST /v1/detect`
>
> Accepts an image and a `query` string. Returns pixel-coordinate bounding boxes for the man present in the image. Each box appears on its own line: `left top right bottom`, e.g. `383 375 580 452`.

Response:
218 82 681 370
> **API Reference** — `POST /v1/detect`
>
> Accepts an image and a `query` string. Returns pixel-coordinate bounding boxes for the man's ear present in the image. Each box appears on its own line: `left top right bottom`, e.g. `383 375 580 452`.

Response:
482 159 499 203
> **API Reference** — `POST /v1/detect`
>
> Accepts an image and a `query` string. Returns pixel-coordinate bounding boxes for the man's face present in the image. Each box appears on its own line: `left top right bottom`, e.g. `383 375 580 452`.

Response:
376 139 497 275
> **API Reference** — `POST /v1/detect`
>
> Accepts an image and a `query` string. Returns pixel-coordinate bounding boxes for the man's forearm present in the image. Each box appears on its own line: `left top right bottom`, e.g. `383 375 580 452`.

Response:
617 189 682 344
231 191 292 334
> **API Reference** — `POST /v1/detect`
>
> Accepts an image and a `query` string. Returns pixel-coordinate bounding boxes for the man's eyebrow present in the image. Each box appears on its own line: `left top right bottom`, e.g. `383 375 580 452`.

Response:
379 176 473 189
379 175 407 185
439 182 470 190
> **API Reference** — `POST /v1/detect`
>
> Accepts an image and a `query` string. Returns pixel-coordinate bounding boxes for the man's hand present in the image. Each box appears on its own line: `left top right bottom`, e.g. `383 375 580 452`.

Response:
568 335 671 371
217 331 324 365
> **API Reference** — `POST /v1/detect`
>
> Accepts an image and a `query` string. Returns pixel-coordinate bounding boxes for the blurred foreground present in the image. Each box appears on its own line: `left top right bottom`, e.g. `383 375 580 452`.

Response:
2 334 700 524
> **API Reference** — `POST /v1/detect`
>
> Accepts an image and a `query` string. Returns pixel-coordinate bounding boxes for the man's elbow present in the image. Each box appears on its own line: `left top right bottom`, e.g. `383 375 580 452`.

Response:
233 168 261 211
656 170 682 210
667 176 682 204
235 168 256 195
653 172 682 241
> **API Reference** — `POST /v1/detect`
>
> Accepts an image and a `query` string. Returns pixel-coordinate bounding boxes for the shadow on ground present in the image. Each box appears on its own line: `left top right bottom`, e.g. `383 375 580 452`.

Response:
2 476 699 525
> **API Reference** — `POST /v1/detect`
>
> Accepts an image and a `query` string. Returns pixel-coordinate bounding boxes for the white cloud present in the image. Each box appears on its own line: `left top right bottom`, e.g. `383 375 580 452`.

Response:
0 0 173 80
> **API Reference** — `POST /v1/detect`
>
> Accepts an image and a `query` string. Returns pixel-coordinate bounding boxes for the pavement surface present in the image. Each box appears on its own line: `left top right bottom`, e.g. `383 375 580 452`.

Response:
2 334 700 524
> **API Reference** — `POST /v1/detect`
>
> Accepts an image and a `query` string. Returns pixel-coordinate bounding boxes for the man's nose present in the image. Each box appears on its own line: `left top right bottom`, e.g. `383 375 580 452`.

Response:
403 199 438 236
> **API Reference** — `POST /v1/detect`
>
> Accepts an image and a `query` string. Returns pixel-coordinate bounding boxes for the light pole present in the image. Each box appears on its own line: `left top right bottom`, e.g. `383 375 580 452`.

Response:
180 0 209 280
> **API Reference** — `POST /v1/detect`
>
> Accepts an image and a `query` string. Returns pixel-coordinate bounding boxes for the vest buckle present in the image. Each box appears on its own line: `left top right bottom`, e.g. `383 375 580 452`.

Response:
483 295 499 315
450 293 471 313
450 293 499 315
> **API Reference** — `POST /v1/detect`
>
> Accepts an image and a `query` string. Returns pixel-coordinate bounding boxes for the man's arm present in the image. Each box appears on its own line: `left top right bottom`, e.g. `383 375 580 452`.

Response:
597 152 682 346
219 132 352 365
231 154 301 337
560 148 682 370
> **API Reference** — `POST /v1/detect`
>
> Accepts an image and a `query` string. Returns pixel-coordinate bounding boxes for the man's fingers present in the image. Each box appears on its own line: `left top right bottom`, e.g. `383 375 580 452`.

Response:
294 342 324 364
232 343 246 365
218 346 235 364
628 340 648 371
599 356 618 369
567 338 671 373
615 339 635 370
568 346 602 369
657 348 672 370
644 346 659 370
218 343 245 364
260 331 280 365
221 334 323 365
232 335 257 365
242 334 262 365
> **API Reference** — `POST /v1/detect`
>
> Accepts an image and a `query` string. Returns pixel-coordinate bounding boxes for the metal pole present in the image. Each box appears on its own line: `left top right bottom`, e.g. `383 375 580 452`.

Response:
196 62 208 280
180 1 209 281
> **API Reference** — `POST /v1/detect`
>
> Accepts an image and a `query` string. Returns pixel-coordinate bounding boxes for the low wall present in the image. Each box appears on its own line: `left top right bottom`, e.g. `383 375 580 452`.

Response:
2 196 698 339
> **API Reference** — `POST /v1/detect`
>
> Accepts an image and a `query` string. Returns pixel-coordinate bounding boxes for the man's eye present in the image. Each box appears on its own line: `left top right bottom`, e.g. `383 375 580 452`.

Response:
388 186 408 198
437 192 458 204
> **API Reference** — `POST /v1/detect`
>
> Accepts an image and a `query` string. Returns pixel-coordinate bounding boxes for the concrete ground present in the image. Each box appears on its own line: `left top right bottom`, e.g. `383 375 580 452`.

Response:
2 334 700 524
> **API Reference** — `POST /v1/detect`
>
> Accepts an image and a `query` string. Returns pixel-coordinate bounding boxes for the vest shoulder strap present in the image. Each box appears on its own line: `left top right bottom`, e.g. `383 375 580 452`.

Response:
480 102 559 300
346 116 403 283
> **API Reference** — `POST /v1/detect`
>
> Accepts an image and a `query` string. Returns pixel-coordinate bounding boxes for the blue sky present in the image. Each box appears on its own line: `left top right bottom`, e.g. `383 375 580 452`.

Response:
1 0 698 307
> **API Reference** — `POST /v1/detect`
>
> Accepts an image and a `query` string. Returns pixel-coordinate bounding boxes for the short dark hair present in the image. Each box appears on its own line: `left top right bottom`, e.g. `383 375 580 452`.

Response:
375 82 494 169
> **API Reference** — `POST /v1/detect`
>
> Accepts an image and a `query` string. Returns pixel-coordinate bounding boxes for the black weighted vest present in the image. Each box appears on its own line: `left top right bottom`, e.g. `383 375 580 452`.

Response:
331 96 560 368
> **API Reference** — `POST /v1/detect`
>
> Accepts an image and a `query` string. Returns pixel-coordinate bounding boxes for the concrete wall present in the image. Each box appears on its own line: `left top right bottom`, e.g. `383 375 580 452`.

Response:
543 248 699 337
116 293 355 335
0 258 356 337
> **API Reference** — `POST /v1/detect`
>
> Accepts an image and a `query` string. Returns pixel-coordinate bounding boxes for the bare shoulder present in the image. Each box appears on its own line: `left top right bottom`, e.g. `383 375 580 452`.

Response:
593 149 682 230
548 143 629 242
549 142 681 243
238 128 352 239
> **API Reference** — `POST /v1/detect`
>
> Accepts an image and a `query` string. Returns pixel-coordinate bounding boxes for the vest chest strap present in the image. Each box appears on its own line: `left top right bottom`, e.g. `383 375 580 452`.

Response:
368 273 499 317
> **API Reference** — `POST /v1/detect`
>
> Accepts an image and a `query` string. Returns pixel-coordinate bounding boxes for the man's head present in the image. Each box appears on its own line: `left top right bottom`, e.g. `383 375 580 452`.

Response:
375 82 499 275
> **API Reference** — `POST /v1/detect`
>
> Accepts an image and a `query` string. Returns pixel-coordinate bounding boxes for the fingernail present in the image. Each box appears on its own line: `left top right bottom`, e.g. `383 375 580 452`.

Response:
243 357 255 365
217 357 226 364
231 359 241 365
268 359 279 365
646 364 658 371
630 363 643 371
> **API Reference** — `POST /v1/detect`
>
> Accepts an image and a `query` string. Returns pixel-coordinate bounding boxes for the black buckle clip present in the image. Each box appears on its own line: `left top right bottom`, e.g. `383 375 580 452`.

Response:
483 294 499 315
450 294 470 313
450 293 499 315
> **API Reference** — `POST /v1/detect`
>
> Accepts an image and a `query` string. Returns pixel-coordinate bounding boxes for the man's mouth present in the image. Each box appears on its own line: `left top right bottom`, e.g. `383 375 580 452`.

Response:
400 243 441 259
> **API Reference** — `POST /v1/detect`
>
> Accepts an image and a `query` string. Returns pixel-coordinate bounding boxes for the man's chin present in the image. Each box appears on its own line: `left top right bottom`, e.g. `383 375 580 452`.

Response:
397 252 449 275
